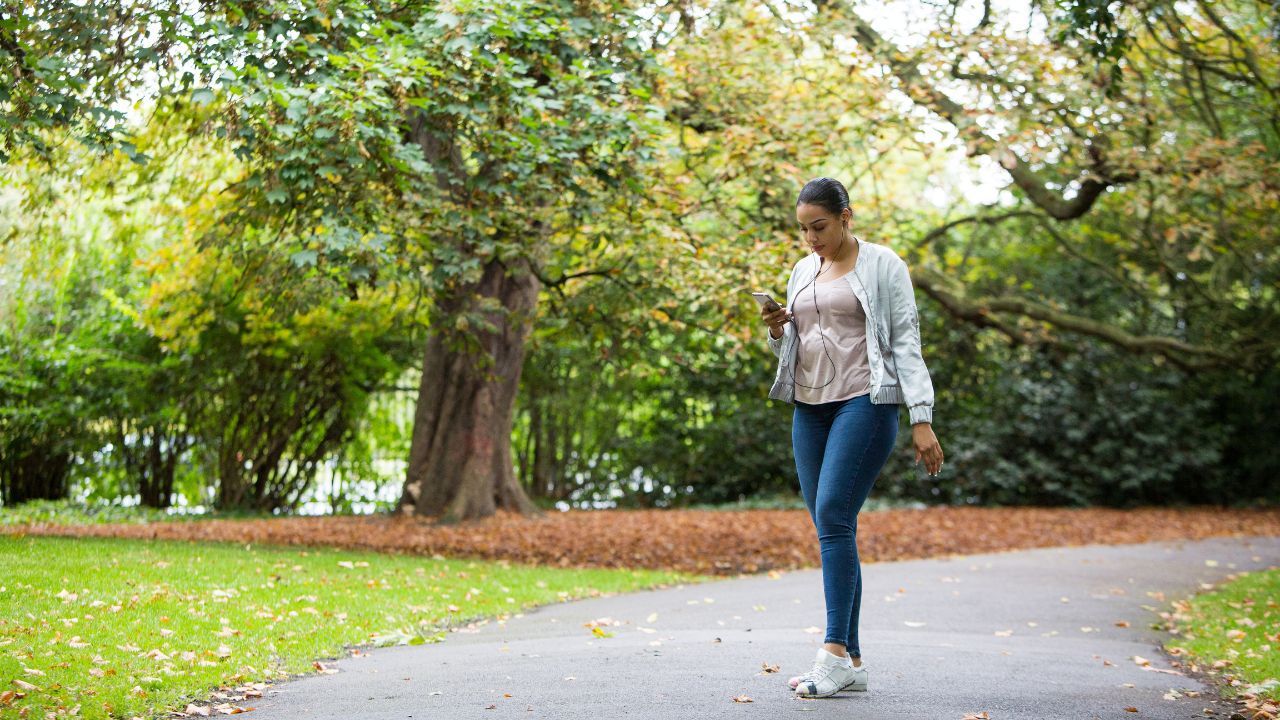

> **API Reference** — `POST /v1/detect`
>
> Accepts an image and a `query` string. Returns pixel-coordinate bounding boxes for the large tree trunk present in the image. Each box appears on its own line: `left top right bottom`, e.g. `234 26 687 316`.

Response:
398 255 543 523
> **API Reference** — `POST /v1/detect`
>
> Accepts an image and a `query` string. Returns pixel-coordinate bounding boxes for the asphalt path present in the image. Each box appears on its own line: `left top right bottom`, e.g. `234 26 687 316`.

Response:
228 536 1280 720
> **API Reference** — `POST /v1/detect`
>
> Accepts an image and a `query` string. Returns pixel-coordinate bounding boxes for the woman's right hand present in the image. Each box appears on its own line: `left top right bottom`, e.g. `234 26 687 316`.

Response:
761 303 793 339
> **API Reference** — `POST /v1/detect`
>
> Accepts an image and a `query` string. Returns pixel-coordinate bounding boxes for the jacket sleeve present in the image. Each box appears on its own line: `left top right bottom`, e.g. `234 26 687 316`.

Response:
765 262 798 359
766 314 792 359
887 257 935 425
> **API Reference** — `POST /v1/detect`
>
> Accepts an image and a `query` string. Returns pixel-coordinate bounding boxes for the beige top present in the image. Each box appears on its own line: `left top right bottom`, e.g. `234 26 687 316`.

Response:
792 274 872 404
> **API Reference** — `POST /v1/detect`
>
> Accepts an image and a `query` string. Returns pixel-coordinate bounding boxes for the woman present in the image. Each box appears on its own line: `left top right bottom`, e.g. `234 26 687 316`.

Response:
759 177 944 698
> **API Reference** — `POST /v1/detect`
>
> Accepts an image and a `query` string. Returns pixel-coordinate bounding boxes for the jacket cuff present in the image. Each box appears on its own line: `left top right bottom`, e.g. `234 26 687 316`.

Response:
909 404 933 425
766 326 786 354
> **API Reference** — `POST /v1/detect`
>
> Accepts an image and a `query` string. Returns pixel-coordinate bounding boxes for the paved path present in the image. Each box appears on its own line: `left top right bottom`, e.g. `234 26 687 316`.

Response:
233 536 1280 719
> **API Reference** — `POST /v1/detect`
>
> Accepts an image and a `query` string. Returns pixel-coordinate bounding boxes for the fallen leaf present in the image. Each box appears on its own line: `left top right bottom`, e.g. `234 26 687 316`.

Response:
15 507 1280 578
732 694 753 703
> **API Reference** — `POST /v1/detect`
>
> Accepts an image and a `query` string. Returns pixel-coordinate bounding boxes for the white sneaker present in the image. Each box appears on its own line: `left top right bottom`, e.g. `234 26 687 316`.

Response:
787 650 869 690
791 648 868 697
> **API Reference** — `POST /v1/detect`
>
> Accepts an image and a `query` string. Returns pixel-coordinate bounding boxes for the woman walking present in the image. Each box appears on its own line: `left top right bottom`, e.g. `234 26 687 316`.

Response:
759 177 944 698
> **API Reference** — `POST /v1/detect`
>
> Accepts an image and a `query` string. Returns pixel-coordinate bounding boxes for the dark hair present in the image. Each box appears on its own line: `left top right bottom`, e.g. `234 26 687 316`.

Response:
796 177 850 217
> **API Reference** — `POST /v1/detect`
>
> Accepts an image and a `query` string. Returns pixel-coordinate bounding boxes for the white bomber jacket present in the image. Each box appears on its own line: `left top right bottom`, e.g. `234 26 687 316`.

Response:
766 237 936 425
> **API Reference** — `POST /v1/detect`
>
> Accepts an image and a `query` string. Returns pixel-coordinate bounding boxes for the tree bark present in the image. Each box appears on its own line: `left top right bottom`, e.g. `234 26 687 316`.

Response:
531 397 556 498
398 255 543 523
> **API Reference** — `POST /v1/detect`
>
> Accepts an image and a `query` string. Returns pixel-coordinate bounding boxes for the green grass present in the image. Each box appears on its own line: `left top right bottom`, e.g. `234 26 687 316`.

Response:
0 534 713 719
1166 567 1280 702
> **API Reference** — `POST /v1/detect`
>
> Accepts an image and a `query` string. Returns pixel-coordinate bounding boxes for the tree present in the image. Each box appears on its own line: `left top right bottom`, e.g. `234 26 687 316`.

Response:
7 0 1277 514
4 0 670 520
843 0 1275 369
195 0 670 521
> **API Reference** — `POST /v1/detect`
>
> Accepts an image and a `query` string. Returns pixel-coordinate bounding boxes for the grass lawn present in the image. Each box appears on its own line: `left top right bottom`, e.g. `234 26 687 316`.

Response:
1165 566 1280 704
0 534 712 720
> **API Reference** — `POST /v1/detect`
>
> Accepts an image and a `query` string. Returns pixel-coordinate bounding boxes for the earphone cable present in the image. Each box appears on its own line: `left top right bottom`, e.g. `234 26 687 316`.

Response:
783 260 837 390
780 234 872 391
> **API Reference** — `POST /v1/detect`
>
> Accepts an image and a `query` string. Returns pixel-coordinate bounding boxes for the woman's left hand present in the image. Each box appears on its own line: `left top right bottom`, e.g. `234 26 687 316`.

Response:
912 423 944 476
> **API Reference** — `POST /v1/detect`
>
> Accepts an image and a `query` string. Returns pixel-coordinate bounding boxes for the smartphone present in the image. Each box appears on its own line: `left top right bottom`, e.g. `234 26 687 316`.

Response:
749 291 783 313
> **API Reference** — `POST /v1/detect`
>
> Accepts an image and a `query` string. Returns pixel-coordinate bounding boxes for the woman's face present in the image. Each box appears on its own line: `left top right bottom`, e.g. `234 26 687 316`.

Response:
795 203 849 259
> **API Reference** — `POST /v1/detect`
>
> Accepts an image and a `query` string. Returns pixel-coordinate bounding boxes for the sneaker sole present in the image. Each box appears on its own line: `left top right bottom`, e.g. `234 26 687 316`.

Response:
794 675 868 697
789 674 868 692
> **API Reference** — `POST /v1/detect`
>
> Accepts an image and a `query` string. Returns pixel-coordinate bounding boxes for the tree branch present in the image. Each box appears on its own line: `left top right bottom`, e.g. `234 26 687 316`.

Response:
911 268 1230 371
827 2 1136 219
529 262 629 290
910 209 1042 251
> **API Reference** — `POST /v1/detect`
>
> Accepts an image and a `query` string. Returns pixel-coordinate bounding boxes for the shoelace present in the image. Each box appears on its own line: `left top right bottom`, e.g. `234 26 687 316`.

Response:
797 664 825 681
800 659 862 683
805 663 837 684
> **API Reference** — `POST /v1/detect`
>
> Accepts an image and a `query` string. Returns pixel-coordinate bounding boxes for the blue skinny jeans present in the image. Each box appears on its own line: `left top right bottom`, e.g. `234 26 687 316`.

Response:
792 393 898 656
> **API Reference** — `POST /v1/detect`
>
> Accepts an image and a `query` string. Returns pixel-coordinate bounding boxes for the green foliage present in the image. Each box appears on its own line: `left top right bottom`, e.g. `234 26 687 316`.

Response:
904 340 1231 506
0 499 180 526
516 320 800 508
4 0 1280 515
0 342 84 505
195 0 667 310
0 1 205 162
1050 0 1130 91
131 224 420 512
1 98 422 512
0 173 119 506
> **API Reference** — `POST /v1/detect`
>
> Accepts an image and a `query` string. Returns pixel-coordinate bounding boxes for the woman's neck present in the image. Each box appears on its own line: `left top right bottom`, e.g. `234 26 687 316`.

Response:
826 232 857 265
